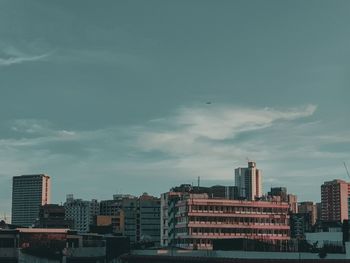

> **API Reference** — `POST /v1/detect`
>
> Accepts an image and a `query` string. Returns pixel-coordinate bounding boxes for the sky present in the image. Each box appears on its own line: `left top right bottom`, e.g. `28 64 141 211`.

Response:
0 0 350 218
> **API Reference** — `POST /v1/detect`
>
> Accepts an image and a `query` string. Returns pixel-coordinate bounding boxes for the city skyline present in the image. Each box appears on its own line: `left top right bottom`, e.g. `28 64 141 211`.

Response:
1 0 350 217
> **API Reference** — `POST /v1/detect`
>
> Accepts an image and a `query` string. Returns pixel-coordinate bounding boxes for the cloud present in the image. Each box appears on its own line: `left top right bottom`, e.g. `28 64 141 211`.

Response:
136 104 317 154
1 119 78 147
1 103 349 208
0 46 51 66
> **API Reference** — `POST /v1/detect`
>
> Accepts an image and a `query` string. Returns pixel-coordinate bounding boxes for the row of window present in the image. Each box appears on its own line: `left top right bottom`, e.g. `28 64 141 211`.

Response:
175 227 289 236
185 216 288 225
189 205 288 214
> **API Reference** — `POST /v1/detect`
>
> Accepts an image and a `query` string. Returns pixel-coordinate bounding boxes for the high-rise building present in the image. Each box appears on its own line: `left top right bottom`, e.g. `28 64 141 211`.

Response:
235 161 262 200
321 179 350 222
11 174 51 227
64 195 100 233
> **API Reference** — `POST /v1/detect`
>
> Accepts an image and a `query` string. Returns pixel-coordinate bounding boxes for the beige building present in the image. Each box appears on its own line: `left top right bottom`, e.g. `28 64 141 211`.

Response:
235 161 262 200
287 194 298 214
96 211 125 234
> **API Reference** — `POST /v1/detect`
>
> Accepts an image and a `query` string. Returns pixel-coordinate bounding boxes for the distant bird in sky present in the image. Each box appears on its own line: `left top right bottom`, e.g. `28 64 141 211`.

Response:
206 101 212 105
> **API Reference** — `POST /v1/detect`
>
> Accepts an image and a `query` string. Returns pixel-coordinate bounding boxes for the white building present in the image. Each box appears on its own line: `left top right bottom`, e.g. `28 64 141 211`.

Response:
64 194 99 233
235 161 262 200
11 174 51 227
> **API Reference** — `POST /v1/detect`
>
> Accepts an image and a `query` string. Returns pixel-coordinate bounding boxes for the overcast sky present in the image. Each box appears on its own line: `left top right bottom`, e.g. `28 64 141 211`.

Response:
0 0 350 217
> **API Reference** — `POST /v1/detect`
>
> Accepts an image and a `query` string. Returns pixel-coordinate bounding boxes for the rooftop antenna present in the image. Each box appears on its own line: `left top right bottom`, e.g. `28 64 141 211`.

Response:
344 162 350 180
198 176 200 188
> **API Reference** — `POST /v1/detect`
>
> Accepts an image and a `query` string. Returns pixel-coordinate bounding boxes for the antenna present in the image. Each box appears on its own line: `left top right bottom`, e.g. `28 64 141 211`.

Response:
344 162 350 180
197 176 200 188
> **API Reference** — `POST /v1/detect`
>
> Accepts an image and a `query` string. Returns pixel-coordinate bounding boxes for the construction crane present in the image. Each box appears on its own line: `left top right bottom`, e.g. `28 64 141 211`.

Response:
344 162 350 180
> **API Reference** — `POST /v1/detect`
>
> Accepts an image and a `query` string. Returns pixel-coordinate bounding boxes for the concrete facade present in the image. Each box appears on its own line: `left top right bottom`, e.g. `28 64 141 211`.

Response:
64 195 99 233
122 194 161 245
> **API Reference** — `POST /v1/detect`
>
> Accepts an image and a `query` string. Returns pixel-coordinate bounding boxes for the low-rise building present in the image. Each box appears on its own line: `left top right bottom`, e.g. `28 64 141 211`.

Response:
34 204 73 229
169 195 290 249
94 212 125 234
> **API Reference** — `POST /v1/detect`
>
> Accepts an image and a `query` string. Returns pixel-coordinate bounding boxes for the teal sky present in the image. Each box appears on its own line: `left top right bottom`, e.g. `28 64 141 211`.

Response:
0 0 350 217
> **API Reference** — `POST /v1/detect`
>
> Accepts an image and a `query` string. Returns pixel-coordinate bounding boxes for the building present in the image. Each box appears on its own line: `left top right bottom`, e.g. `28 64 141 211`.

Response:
0 229 19 262
171 184 238 200
138 193 161 244
161 191 187 247
94 212 125 234
316 202 322 222
64 194 99 233
100 199 122 216
173 195 290 249
287 194 298 214
298 201 318 226
161 192 290 252
122 196 138 244
120 194 161 245
100 194 135 216
268 187 288 202
35 204 73 229
290 213 312 239
161 184 239 247
11 174 51 227
0 228 130 262
235 161 262 200
321 179 350 222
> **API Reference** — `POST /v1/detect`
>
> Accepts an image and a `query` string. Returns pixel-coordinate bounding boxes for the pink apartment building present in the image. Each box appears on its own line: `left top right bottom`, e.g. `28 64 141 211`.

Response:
174 196 290 249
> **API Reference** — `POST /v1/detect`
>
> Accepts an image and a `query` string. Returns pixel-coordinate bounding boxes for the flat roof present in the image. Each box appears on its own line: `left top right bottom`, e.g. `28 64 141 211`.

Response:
16 228 69 233
13 174 50 179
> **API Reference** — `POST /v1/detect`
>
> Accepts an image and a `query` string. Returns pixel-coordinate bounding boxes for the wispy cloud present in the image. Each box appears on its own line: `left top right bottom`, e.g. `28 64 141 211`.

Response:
0 53 49 66
0 119 77 147
0 46 52 66
136 104 317 154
